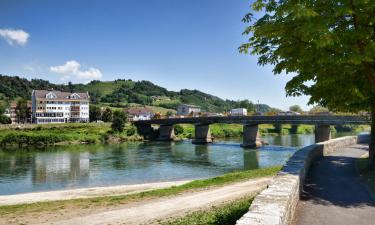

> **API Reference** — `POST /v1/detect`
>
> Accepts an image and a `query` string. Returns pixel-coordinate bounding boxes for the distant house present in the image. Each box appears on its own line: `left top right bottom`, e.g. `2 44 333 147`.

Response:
177 104 201 116
126 107 154 121
32 90 90 124
230 108 247 116
277 111 301 116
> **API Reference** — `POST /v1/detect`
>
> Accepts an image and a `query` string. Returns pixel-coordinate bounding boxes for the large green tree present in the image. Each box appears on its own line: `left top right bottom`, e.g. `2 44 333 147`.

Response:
15 99 31 123
289 105 303 114
240 0 375 168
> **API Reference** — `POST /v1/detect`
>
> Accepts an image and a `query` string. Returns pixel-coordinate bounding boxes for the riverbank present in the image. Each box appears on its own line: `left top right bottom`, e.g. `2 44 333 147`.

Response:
0 166 280 225
0 123 143 147
0 122 369 148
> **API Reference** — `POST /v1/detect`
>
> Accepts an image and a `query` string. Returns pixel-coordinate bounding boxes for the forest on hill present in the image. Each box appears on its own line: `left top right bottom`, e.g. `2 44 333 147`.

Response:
0 74 273 113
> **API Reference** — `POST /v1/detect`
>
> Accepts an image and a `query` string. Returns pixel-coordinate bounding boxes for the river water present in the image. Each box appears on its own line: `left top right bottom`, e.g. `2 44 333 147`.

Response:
0 133 354 195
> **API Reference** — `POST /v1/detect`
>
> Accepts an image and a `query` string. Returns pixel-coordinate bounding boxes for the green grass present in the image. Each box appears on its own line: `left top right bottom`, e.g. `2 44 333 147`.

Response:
162 197 253 225
0 166 280 216
0 123 142 147
356 157 375 193
175 123 316 139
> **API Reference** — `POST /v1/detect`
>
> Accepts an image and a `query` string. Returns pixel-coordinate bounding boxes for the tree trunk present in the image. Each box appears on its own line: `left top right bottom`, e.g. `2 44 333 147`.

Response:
368 99 375 170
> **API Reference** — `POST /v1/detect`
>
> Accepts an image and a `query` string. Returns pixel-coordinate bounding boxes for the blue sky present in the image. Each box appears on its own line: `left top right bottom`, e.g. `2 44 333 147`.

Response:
0 0 310 110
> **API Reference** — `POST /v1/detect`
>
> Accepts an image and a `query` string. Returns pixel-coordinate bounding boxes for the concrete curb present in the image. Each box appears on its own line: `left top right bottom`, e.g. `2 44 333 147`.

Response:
236 136 361 225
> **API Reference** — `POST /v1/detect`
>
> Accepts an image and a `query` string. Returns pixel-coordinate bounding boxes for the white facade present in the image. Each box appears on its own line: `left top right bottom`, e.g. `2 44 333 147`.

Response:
177 104 201 116
278 111 301 116
132 113 152 121
230 108 247 116
32 90 90 124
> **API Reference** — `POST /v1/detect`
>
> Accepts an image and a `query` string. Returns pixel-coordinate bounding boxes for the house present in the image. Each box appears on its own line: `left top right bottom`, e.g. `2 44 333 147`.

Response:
125 107 154 121
177 104 201 116
230 108 247 116
31 90 90 124
8 100 32 124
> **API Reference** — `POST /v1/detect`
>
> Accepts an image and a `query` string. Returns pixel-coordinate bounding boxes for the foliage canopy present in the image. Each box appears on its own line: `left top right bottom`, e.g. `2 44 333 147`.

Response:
240 0 375 112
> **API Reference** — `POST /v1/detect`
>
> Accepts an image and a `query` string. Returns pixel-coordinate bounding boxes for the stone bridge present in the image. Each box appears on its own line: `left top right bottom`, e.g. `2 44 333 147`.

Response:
134 115 370 148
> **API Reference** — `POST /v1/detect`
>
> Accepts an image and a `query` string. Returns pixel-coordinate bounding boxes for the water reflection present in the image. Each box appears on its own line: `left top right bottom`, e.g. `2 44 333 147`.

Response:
0 134 315 195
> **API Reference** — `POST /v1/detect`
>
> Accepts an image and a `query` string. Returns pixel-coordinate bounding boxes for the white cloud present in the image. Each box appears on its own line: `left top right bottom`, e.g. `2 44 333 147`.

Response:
50 60 103 82
0 29 29 46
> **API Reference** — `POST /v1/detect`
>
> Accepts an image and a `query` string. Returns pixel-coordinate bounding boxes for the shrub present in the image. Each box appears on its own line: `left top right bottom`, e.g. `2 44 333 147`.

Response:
111 110 127 133
126 125 136 136
174 124 184 135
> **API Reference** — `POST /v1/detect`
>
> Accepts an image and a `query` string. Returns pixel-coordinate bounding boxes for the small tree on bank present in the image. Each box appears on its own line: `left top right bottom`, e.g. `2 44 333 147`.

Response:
101 107 113 122
89 105 102 122
240 1 375 169
111 110 127 133
15 99 30 123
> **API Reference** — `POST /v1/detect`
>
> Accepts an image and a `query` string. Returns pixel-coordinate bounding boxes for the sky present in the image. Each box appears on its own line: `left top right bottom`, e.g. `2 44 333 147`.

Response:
0 0 311 110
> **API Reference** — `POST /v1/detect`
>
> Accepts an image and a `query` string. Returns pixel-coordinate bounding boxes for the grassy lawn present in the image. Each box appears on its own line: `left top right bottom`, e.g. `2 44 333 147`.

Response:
0 166 280 216
356 157 375 193
162 197 253 225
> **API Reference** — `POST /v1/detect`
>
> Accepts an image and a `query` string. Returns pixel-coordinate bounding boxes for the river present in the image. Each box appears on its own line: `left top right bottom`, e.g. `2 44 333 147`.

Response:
0 133 357 195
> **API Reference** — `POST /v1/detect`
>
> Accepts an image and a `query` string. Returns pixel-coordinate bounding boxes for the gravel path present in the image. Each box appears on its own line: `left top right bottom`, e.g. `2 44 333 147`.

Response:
294 144 375 225
0 180 191 206
36 177 271 225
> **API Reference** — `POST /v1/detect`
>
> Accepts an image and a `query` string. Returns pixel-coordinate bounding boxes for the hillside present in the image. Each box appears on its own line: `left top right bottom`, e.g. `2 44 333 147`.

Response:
0 74 267 113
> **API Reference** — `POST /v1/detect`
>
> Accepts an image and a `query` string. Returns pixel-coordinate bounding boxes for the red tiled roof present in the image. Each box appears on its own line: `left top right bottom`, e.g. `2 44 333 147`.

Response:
126 107 154 115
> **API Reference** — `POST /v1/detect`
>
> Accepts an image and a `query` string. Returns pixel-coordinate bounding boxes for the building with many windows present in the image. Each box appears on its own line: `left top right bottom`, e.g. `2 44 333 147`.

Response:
31 90 90 124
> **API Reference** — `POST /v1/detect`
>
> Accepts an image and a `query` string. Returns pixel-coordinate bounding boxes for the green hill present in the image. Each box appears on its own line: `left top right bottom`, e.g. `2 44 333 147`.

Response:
0 74 268 113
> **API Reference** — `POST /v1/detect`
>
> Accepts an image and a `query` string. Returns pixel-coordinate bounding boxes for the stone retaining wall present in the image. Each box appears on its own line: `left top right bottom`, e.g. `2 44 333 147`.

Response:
236 136 360 225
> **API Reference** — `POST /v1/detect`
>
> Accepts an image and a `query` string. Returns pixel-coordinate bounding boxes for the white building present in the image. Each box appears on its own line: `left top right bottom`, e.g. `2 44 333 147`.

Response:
126 107 154 121
32 90 90 124
230 108 247 116
177 104 201 116
277 111 301 116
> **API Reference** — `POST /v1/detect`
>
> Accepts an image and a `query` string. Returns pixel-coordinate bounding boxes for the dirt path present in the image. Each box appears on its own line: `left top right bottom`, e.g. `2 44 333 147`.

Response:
10 177 271 225
294 144 375 225
0 180 191 206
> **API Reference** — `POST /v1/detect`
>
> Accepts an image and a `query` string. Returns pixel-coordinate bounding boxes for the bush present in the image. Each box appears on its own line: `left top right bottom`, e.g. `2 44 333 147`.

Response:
174 124 184 135
126 125 136 136
111 110 127 133
0 115 11 124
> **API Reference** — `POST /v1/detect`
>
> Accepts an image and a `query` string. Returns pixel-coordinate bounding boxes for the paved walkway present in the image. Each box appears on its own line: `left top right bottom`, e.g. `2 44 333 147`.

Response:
294 144 375 225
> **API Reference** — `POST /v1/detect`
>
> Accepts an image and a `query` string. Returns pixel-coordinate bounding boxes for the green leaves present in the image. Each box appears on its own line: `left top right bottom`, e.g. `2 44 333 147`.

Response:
241 0 375 113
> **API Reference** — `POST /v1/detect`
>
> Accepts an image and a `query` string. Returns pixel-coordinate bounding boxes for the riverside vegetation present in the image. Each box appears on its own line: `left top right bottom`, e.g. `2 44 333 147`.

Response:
0 123 142 147
0 122 369 147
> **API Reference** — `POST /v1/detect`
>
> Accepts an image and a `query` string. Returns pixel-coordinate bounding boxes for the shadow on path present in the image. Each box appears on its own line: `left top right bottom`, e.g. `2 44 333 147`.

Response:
294 144 375 225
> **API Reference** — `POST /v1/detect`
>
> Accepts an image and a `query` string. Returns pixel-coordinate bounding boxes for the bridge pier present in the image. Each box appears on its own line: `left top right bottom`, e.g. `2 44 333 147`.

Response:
192 124 212 144
290 124 298 134
315 125 331 143
157 125 176 141
273 124 282 133
241 124 262 148
136 124 157 140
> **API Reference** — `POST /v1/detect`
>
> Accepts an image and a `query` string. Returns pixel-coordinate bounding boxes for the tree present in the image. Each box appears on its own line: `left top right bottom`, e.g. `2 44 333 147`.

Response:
241 1 375 169
101 107 113 122
0 115 11 124
15 99 30 123
89 105 102 122
111 110 127 133
166 111 174 117
289 105 303 114
174 124 184 135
